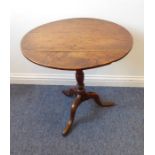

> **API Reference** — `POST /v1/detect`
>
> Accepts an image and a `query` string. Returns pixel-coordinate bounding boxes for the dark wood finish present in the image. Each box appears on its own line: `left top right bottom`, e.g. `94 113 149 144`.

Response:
21 18 133 136
62 87 77 97
21 18 133 70
62 70 114 136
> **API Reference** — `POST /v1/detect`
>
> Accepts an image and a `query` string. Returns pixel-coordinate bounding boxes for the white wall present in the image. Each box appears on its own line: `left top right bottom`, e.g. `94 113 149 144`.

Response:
10 0 144 87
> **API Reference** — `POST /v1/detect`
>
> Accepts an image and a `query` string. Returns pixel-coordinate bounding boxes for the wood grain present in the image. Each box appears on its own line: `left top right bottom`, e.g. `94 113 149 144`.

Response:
21 18 133 70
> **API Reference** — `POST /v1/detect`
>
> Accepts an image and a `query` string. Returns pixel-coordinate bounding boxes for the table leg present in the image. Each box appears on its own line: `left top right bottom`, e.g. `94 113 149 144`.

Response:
62 95 82 135
86 92 114 107
62 87 77 97
62 70 114 136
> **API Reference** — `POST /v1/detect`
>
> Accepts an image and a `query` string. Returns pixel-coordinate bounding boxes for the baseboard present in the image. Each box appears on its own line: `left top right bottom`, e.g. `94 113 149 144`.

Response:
10 73 144 87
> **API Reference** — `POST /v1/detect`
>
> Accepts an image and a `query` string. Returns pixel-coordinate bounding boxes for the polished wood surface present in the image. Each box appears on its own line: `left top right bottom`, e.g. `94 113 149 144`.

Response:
21 18 133 70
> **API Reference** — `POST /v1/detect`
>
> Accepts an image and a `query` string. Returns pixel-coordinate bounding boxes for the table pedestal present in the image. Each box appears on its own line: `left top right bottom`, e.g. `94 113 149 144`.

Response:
62 70 114 136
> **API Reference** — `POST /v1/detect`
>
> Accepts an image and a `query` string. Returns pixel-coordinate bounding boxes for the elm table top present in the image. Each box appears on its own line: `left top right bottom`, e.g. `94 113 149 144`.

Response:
21 18 133 70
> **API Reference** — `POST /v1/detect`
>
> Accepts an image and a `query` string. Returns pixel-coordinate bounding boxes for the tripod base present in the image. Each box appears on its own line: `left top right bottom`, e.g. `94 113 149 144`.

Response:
62 70 114 136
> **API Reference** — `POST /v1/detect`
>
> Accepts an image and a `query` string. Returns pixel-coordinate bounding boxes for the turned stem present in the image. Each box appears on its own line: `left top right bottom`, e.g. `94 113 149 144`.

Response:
76 70 84 90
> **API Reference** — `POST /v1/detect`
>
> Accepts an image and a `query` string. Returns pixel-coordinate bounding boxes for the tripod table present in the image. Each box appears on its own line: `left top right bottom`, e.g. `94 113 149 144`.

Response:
21 18 133 136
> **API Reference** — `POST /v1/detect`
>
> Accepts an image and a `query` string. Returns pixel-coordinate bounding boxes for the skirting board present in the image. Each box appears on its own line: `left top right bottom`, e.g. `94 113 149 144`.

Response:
10 73 144 87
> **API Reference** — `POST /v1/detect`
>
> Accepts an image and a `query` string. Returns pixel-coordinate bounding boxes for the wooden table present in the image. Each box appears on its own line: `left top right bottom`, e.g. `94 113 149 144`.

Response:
21 18 133 136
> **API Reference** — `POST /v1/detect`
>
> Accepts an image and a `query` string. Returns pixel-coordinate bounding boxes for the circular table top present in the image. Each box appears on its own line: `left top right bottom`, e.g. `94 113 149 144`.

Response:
21 18 133 70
